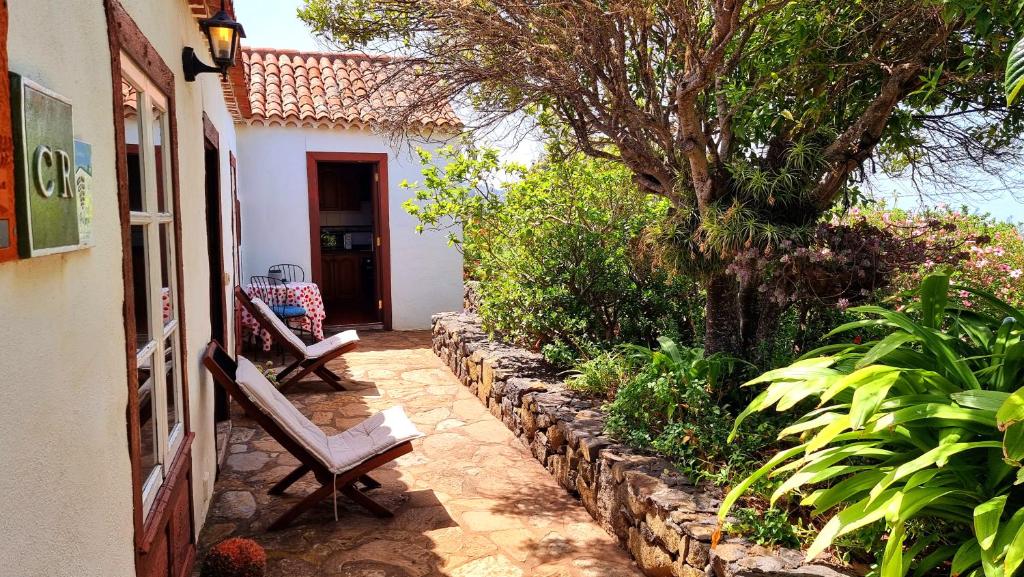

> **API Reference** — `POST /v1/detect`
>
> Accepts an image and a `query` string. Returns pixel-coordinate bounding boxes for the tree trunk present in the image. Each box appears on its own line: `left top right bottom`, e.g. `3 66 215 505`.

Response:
703 272 742 356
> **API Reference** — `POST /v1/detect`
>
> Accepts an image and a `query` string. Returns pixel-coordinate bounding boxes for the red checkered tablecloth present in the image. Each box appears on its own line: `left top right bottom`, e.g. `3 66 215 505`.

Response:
240 282 326 351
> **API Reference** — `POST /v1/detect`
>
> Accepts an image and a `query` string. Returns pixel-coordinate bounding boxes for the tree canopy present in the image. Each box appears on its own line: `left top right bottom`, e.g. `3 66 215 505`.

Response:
300 0 1024 354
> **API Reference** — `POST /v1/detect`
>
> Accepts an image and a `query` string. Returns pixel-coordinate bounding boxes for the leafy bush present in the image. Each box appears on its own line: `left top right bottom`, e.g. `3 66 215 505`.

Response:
602 337 775 480
405 147 702 361
565 351 631 399
726 507 801 549
720 273 1024 577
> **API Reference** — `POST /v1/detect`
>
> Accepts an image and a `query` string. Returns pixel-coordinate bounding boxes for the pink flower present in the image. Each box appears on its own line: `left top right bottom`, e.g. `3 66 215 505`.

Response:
1011 269 1022 279
837 298 850 310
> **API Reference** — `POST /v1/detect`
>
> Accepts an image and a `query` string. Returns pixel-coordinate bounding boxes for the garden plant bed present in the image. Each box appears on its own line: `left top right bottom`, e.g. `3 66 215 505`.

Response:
432 310 851 577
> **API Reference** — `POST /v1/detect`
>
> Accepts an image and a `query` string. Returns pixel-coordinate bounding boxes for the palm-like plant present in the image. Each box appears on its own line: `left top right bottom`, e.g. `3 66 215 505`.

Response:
720 272 1024 577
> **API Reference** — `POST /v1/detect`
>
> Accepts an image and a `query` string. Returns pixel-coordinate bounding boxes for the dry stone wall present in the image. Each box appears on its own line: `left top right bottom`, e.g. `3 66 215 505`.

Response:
432 311 851 577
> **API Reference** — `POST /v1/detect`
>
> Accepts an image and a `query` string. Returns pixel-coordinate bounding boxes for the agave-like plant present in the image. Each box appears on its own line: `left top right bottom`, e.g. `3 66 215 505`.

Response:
719 272 1024 577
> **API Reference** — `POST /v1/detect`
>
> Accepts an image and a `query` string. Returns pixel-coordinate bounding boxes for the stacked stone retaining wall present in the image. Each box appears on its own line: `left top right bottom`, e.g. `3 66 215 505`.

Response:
432 311 849 577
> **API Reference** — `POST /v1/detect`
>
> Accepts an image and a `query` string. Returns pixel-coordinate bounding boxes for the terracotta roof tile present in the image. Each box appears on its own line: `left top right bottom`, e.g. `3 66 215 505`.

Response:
238 48 461 130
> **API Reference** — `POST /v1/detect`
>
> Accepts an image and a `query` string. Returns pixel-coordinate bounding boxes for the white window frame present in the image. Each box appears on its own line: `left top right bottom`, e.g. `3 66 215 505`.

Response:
122 53 184 518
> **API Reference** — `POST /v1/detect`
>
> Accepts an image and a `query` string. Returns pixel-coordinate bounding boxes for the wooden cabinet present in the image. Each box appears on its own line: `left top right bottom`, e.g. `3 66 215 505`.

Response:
321 253 363 301
318 164 361 211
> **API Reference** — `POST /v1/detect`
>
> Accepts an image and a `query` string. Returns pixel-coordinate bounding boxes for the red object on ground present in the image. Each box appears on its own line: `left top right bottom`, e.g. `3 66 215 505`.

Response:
201 537 266 577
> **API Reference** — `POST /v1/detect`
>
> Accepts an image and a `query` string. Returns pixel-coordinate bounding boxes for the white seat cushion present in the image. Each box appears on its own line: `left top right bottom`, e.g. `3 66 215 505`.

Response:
235 356 333 466
251 296 308 353
306 330 359 359
327 406 424 474
235 356 423 474
251 297 359 360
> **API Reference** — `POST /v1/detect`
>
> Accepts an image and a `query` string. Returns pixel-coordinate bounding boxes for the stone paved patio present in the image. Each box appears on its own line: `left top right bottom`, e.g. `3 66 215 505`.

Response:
198 330 643 577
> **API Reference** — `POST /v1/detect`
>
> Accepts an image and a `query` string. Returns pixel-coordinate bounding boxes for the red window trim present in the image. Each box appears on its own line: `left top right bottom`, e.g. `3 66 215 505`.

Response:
103 0 193 556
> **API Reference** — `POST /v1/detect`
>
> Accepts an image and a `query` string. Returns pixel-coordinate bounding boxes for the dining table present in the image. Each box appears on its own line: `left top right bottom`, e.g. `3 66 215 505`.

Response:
240 281 326 351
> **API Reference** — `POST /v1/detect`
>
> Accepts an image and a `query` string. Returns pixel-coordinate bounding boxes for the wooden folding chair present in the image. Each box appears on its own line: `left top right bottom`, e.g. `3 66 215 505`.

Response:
236 286 358 393
202 341 424 530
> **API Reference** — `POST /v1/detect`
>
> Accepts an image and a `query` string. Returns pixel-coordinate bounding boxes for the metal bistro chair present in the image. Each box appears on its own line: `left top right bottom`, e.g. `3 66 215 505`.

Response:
250 276 308 357
268 264 305 284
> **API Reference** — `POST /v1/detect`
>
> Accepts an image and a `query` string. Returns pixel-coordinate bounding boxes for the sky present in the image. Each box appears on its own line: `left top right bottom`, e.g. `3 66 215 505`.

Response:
235 0 1024 224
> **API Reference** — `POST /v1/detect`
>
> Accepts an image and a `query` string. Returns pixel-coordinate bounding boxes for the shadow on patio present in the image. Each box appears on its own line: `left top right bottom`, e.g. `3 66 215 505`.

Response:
197 330 642 577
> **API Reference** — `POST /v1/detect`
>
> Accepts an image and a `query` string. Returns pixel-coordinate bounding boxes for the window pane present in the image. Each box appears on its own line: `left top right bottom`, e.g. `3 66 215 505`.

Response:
164 335 182 438
137 352 159 484
131 225 152 351
122 80 144 212
159 224 174 328
152 106 167 213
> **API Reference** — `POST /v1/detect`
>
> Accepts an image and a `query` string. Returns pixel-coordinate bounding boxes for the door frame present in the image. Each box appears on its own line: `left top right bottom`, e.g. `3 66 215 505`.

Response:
104 0 196 572
305 151 392 330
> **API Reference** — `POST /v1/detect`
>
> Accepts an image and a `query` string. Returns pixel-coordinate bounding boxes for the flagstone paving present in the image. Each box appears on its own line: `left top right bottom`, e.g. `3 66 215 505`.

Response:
198 330 643 577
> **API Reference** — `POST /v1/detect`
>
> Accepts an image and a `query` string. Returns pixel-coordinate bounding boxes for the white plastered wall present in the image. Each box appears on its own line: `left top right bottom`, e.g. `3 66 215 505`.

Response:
236 124 463 330
1 1 239 574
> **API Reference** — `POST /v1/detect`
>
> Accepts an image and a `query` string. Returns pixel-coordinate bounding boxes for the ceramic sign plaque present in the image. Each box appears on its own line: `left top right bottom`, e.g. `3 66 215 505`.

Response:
74 140 93 247
10 72 86 257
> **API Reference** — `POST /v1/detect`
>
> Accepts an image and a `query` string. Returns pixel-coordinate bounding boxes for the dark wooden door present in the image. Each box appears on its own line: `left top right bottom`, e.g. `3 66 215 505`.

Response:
204 132 228 424
322 253 363 301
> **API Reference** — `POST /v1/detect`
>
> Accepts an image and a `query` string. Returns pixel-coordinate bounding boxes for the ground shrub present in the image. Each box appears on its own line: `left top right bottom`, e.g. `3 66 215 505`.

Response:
725 507 801 549
721 272 1024 577
600 337 780 481
565 350 631 400
405 147 702 364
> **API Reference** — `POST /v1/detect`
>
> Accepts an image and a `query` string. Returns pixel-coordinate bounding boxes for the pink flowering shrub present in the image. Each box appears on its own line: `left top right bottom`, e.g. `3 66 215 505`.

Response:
726 215 967 311
856 206 1024 310
723 205 1020 363
729 206 1022 315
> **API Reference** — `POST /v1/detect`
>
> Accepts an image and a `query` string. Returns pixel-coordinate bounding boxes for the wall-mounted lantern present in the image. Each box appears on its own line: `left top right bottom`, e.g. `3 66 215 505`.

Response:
182 1 245 82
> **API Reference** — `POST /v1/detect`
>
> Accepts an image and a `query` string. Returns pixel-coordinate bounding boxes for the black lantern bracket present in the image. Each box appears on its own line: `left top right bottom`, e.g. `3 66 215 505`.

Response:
182 47 223 82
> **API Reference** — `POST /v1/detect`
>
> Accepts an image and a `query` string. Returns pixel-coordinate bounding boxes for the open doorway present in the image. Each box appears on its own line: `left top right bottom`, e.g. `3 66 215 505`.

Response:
202 116 229 432
307 153 391 330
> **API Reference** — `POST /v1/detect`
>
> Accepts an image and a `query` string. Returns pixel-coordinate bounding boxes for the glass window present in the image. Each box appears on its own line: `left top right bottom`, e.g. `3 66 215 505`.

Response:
122 80 144 213
152 105 168 213
121 54 184 519
131 225 151 350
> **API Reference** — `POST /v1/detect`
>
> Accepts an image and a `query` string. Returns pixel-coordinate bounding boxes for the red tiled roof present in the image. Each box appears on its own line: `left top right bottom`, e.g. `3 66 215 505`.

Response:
239 48 461 130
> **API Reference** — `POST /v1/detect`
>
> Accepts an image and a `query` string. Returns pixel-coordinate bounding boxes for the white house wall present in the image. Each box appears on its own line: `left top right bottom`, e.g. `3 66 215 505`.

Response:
236 124 463 330
1 1 239 574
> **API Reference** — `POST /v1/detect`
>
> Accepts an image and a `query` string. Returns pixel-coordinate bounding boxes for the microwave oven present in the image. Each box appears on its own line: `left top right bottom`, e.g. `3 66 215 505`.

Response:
321 228 373 251
343 232 374 251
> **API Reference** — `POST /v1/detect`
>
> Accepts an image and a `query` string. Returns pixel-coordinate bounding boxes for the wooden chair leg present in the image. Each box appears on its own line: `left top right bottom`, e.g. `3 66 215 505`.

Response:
342 485 393 518
316 365 343 381
358 475 381 490
269 464 311 496
277 359 303 380
279 362 320 393
268 482 337 531
314 367 347 391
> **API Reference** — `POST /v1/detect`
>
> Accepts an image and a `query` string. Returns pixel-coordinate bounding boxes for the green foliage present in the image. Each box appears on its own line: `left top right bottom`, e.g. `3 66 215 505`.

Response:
726 507 801 549
603 337 773 479
721 273 1024 577
1009 38 1024 106
404 147 702 359
565 351 631 400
